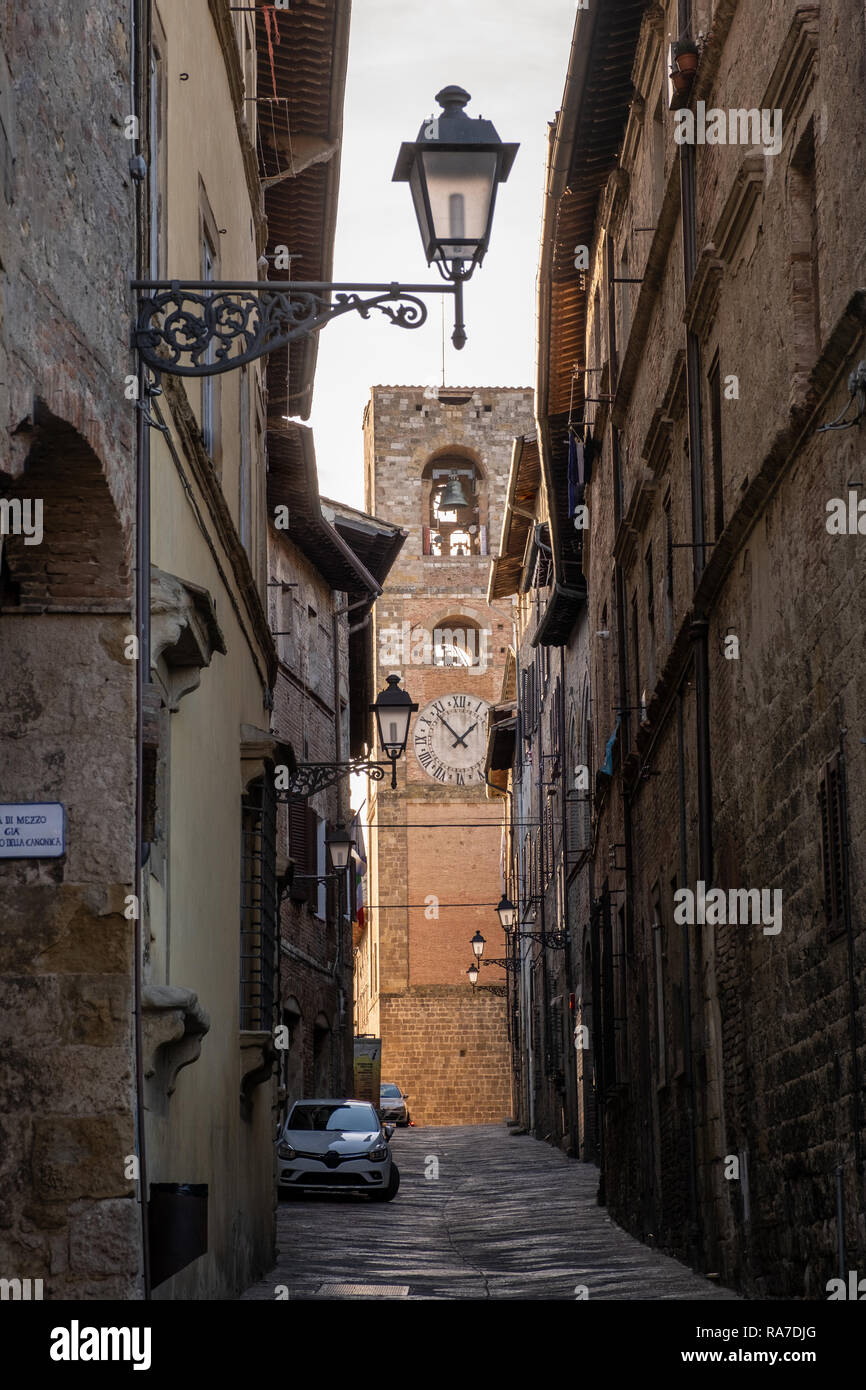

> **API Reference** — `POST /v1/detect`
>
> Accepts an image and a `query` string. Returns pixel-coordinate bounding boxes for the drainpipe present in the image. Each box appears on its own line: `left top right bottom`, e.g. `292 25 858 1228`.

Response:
330 591 373 1093
131 0 151 1301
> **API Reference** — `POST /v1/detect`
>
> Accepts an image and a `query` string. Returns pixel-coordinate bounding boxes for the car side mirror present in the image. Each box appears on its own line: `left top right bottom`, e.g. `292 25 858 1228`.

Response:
384 1124 395 1141
402 1093 409 1100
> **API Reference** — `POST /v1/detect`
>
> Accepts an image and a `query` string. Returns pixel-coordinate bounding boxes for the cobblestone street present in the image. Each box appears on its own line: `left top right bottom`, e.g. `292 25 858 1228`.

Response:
241 1126 741 1300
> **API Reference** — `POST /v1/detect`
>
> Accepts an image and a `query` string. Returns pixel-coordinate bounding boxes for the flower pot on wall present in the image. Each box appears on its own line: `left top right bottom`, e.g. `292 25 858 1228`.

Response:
670 68 692 95
675 51 698 73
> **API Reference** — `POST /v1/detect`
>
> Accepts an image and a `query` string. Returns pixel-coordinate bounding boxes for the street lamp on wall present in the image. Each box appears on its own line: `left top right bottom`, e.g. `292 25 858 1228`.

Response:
132 88 518 374
393 85 518 348
275 675 417 798
496 895 517 931
471 930 486 960
371 675 419 789
325 824 353 872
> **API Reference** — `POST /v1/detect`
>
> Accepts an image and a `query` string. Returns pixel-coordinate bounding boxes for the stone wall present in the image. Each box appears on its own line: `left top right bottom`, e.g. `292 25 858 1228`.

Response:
380 987 512 1126
0 0 139 1297
576 0 866 1296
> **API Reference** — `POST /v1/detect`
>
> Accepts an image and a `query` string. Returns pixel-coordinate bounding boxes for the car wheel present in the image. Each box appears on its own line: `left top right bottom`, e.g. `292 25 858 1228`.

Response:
371 1163 400 1202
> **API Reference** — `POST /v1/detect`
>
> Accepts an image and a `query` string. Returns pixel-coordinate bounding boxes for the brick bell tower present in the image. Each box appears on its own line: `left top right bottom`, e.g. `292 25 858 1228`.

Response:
360 384 534 1125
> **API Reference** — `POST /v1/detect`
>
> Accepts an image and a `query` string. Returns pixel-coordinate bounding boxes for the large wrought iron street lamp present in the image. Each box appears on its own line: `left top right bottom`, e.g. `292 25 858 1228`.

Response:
132 87 518 375
371 674 419 789
275 674 417 797
393 85 518 348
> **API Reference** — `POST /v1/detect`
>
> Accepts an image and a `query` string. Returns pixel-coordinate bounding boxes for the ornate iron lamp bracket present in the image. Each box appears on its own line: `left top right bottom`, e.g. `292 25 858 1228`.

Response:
132 279 461 377
513 930 569 950
480 957 522 972
276 759 387 800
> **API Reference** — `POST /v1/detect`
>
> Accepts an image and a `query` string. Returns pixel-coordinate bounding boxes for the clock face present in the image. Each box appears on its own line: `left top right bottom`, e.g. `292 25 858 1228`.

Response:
413 693 490 786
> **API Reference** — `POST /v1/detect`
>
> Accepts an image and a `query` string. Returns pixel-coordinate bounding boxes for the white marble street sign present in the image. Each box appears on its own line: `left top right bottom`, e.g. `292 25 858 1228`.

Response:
0 803 65 857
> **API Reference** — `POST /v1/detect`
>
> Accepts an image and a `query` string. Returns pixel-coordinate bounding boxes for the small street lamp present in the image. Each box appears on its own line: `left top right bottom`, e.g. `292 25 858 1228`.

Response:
471 930 486 960
496 894 517 931
325 824 354 872
467 963 480 987
371 675 419 788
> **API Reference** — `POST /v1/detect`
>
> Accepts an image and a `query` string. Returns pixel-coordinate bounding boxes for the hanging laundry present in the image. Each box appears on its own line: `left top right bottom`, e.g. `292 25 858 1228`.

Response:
567 431 585 518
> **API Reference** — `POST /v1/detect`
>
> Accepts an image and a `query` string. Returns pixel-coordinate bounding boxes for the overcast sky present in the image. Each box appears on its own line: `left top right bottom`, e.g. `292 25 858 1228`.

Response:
307 0 576 509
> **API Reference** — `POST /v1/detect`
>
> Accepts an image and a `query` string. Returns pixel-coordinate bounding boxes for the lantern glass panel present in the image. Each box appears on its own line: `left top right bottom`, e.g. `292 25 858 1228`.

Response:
417 150 498 261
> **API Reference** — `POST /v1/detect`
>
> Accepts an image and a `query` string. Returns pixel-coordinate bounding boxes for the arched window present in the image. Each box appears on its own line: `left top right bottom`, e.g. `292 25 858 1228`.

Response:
422 456 487 557
432 615 485 668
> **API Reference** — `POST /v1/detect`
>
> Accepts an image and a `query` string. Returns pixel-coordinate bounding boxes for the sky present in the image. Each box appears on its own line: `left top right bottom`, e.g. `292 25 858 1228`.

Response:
307 0 577 509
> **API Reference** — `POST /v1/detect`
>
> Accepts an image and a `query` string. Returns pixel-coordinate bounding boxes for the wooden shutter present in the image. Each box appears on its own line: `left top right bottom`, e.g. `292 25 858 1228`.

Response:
819 753 847 938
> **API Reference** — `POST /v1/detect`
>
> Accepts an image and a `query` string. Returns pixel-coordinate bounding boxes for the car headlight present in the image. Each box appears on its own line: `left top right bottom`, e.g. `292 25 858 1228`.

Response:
277 1141 297 1160
367 1144 389 1163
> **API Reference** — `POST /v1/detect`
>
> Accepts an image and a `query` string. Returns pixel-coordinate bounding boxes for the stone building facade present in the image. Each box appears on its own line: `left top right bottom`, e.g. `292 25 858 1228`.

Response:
524 0 866 1299
0 0 139 1299
357 385 534 1125
0 0 359 1302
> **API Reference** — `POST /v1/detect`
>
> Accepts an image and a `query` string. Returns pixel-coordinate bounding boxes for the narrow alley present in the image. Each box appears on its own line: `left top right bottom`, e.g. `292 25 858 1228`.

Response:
241 1126 739 1301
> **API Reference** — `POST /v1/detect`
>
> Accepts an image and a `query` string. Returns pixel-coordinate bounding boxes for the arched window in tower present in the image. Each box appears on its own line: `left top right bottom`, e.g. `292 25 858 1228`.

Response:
422 456 487 557
432 615 485 668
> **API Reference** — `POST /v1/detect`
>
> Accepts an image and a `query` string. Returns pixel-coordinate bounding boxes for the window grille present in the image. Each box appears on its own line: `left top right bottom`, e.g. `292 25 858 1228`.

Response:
818 751 848 940
240 777 277 1032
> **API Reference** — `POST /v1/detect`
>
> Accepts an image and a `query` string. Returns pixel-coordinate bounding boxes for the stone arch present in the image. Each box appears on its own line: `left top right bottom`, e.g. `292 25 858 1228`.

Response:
430 610 486 669
1 401 129 610
421 447 489 557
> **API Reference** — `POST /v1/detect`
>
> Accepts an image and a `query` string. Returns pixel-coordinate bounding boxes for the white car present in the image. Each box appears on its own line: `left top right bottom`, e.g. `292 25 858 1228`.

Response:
277 1099 400 1201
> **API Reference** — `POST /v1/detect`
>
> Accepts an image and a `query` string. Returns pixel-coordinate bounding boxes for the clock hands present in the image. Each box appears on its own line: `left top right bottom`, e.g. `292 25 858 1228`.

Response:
441 717 479 749
439 716 469 748
455 720 478 747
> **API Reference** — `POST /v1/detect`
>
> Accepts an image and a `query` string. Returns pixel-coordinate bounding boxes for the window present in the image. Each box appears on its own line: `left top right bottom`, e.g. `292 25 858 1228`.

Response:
818 752 848 939
433 619 483 667
663 491 674 642
422 458 487 557
652 92 665 222
240 778 277 1031
788 120 820 392
315 816 327 921
652 891 667 1086
707 353 724 540
619 243 632 349
631 591 641 717
239 366 252 556
200 224 218 458
148 38 167 279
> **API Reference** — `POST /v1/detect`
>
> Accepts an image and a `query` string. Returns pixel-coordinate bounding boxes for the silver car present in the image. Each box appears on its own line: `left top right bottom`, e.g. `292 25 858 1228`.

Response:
277 1099 400 1201
379 1082 410 1126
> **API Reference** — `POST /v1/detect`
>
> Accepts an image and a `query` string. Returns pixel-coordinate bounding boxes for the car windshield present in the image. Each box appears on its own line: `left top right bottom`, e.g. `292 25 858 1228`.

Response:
287 1103 377 1132
380 1084 402 1098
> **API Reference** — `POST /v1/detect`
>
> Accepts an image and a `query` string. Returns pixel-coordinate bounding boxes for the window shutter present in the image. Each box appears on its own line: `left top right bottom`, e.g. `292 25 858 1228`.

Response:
287 795 310 902
819 753 847 938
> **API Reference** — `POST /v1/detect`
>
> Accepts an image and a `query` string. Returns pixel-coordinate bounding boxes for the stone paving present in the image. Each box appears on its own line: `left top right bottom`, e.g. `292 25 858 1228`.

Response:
240 1124 741 1300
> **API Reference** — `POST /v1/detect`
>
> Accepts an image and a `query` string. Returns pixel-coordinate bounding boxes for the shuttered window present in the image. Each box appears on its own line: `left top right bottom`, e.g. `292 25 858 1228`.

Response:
819 752 848 939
